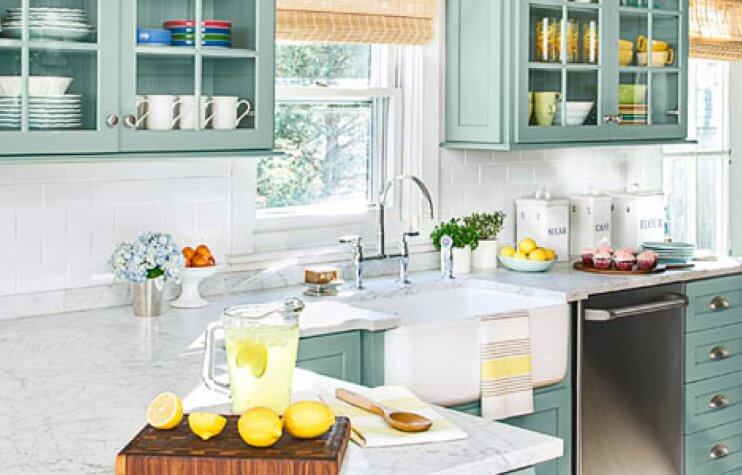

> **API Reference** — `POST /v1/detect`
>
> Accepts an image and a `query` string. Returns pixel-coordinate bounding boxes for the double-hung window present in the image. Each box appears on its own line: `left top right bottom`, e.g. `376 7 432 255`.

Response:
663 59 730 255
255 43 402 251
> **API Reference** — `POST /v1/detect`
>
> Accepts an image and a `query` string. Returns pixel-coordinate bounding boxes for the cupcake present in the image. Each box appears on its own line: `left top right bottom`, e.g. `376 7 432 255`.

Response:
613 250 636 271
582 248 595 265
596 245 614 255
637 250 659 271
593 250 613 269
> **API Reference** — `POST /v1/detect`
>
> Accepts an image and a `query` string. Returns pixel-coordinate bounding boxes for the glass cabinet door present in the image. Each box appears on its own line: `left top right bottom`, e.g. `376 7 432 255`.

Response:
608 0 687 140
119 0 273 152
0 0 118 156
517 0 612 144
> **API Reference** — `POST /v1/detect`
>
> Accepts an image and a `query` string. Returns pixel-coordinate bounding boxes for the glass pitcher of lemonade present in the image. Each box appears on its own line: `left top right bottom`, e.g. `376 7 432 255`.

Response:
202 299 303 414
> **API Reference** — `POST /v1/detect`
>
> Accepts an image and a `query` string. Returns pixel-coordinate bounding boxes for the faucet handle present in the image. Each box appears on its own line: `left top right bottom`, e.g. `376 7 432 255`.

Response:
339 234 363 245
402 231 420 238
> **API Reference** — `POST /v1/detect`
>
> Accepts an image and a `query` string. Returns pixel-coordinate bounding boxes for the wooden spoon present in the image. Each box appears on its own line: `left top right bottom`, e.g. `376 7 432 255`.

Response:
335 388 433 433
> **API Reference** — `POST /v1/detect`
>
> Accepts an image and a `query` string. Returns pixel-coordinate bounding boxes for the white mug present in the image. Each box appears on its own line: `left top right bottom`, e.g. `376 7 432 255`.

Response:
178 95 214 130
136 95 182 131
207 96 251 130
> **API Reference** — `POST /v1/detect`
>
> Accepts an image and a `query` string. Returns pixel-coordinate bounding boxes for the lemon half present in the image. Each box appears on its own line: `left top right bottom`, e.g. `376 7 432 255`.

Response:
146 392 184 430
188 412 227 441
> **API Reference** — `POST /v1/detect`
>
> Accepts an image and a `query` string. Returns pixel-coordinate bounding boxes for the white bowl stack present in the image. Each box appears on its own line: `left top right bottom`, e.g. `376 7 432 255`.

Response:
1 7 94 41
0 76 81 130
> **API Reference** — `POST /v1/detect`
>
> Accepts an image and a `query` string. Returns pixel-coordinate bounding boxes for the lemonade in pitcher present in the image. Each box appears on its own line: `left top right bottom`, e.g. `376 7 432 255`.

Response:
203 299 303 415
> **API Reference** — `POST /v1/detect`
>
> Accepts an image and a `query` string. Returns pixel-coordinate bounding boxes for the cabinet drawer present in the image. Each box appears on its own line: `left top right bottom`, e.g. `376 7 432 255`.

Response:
297 332 362 384
686 372 742 434
686 324 742 383
686 418 742 475
687 275 742 333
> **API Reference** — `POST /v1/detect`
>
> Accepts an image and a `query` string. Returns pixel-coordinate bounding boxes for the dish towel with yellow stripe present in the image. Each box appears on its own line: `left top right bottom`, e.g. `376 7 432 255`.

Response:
480 310 534 420
321 385 468 447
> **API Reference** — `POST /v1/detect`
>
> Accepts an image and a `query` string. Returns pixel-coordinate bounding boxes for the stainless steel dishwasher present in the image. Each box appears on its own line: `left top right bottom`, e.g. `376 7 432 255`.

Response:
577 284 688 475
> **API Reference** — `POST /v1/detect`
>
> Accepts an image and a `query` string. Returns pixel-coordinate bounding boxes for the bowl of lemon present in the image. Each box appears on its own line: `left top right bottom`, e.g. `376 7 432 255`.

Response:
498 238 557 272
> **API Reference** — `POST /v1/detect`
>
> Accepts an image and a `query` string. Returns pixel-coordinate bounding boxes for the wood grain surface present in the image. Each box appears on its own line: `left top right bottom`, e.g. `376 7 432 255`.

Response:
116 415 350 475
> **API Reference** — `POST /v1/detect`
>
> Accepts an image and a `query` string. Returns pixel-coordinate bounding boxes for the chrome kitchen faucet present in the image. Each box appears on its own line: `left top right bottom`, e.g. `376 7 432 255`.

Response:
339 174 435 289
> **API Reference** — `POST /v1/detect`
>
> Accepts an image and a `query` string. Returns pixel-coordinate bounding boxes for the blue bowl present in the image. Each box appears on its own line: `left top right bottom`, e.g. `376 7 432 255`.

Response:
202 40 232 47
167 26 232 35
137 28 172 45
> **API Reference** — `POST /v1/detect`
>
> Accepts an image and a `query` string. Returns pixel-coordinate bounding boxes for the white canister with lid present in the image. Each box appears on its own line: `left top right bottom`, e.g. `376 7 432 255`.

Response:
569 193 612 254
609 191 666 249
516 190 570 261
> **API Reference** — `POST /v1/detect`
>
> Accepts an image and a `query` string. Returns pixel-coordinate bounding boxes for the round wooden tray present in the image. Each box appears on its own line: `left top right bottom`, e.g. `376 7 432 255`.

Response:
573 261 667 275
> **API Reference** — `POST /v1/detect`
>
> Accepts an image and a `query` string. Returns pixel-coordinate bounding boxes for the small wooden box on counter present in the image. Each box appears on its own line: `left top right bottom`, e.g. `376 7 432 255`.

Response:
116 416 350 475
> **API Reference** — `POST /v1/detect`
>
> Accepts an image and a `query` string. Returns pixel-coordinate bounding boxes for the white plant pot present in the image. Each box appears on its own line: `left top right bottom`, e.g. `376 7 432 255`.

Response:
472 239 499 270
452 245 472 276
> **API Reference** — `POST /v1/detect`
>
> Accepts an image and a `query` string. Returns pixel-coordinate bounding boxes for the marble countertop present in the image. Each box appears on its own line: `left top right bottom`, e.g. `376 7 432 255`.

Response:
0 301 561 474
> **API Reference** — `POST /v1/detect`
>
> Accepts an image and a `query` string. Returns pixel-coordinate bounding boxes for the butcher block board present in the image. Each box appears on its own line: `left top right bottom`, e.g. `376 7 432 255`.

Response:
116 415 351 475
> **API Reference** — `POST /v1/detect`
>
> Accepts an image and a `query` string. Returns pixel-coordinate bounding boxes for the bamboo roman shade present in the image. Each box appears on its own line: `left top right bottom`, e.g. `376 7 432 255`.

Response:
690 0 742 61
276 0 437 45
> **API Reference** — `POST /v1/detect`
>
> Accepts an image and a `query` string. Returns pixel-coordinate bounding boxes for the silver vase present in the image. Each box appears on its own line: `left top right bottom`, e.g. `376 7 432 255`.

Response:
132 277 165 317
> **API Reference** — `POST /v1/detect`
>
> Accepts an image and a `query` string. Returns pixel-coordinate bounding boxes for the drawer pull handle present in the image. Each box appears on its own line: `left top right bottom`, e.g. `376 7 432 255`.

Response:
709 346 731 361
710 296 731 311
709 394 731 409
709 443 731 460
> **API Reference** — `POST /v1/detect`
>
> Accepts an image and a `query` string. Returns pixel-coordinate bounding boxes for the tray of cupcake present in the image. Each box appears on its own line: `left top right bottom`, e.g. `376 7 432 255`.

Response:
574 246 664 274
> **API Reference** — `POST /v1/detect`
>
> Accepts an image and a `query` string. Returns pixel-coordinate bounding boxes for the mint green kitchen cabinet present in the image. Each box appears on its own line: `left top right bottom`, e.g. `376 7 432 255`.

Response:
0 0 274 157
685 275 742 474
444 0 689 150
297 330 385 388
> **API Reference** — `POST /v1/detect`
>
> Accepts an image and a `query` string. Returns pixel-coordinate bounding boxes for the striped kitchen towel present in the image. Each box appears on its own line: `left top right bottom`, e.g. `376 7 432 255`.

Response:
480 310 534 420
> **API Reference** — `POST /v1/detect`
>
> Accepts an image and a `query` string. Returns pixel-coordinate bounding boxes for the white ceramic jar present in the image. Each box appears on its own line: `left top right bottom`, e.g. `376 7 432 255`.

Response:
608 191 666 249
569 193 612 254
516 191 570 261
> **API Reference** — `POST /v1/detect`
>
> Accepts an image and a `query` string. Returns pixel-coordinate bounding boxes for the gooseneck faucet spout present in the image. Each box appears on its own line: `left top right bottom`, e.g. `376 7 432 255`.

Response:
377 175 435 257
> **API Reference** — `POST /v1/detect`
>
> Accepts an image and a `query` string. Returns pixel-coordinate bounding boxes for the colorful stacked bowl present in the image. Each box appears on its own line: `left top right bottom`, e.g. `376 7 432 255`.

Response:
136 28 172 46
163 20 232 47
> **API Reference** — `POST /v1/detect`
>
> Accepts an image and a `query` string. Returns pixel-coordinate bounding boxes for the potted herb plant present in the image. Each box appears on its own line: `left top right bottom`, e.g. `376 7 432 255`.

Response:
111 232 185 317
430 218 479 275
464 211 506 270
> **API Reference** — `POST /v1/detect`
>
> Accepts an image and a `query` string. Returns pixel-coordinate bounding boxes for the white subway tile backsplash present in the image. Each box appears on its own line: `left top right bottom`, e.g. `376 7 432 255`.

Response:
507 163 535 184
0 208 15 238
0 184 42 208
17 208 66 238
92 177 228 204
18 164 68 183
115 204 164 231
480 164 508 186
44 183 92 207
464 150 494 165
0 165 17 185
449 165 480 185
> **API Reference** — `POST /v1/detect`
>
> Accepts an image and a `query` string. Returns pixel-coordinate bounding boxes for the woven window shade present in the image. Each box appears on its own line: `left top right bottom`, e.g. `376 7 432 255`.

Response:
690 0 742 61
276 0 437 45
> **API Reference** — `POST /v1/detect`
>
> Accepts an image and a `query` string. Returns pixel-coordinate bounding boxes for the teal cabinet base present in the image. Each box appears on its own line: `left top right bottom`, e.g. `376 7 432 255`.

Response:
448 385 571 475
297 330 385 387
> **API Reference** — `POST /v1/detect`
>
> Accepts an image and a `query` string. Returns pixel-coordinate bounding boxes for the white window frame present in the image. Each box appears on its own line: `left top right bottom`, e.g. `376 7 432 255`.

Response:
253 45 404 254
662 59 730 255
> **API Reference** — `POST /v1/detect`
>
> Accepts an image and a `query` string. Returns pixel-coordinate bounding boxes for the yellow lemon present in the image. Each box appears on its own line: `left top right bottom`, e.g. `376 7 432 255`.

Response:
514 250 529 260
518 238 538 254
238 407 283 448
188 412 227 441
284 401 336 439
544 248 557 261
529 248 549 261
146 392 183 430
235 340 268 378
499 245 516 257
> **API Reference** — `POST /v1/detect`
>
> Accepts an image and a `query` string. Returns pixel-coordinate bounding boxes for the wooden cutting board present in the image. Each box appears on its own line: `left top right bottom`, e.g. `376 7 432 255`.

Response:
116 415 351 475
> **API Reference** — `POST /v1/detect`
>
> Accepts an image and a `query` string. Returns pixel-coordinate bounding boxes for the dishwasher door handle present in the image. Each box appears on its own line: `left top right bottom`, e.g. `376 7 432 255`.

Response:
584 294 688 321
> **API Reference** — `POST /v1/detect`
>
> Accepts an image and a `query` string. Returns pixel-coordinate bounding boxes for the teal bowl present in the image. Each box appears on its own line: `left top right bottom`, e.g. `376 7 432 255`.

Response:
499 255 557 273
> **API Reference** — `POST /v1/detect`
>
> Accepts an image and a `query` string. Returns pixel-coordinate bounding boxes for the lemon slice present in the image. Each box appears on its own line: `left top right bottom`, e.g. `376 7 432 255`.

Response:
146 392 183 430
188 412 227 441
235 341 268 378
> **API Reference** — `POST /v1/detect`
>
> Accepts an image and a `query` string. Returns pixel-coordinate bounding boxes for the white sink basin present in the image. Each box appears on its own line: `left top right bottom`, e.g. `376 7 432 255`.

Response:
346 280 570 406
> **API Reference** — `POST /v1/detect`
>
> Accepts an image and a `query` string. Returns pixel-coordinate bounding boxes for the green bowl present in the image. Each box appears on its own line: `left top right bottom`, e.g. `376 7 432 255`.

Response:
619 84 648 104
498 255 557 273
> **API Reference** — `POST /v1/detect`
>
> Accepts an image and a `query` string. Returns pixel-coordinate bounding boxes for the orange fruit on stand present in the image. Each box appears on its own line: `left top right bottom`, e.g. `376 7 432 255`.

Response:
182 247 195 260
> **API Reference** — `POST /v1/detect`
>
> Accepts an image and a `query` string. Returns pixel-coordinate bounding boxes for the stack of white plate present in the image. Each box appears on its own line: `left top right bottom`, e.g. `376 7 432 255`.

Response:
1 7 94 41
0 94 82 129
642 241 696 264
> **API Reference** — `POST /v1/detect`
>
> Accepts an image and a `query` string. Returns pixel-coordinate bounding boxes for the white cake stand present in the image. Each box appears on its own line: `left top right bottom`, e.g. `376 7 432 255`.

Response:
171 266 223 309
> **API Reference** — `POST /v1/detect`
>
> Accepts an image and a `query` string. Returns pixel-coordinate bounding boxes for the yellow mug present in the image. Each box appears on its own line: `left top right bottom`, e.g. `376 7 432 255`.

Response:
534 92 560 127
636 36 670 53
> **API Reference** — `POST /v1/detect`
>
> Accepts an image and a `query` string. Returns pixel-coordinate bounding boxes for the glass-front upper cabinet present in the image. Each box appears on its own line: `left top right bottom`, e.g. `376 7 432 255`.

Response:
610 0 687 140
517 0 612 143
0 0 118 155
118 0 274 152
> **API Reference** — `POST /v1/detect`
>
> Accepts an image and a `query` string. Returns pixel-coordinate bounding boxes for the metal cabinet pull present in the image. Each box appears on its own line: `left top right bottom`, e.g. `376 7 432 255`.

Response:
709 346 731 361
123 114 138 129
106 114 120 128
709 394 731 409
602 114 614 124
709 443 731 460
612 114 623 125
710 296 731 311
666 110 681 116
